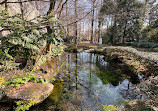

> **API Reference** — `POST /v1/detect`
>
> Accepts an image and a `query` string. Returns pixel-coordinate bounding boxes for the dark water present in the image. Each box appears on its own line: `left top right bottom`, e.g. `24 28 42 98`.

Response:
33 52 144 111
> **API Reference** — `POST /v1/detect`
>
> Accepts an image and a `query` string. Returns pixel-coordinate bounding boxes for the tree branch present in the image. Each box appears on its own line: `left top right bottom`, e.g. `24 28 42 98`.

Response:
0 0 50 4
67 0 99 26
57 0 68 18
0 0 7 5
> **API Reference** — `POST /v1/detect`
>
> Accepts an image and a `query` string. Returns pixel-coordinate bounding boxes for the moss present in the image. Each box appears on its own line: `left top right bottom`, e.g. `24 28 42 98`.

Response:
103 105 117 111
138 107 155 111
48 83 63 103
96 71 119 86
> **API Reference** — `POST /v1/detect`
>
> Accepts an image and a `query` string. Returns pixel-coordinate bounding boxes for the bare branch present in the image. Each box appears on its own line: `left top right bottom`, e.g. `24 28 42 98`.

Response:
58 0 68 18
0 0 7 5
0 0 50 4
67 4 98 26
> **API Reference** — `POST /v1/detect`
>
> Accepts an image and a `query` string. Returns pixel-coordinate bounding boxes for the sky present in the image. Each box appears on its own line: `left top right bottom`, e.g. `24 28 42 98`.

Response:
140 0 158 4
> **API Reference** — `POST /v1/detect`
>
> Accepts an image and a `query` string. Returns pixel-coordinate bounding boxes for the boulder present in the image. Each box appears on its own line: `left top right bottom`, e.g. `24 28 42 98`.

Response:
6 82 54 104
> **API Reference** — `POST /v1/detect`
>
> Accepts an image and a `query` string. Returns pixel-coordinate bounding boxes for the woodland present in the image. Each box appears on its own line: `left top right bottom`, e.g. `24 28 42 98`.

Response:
0 0 158 111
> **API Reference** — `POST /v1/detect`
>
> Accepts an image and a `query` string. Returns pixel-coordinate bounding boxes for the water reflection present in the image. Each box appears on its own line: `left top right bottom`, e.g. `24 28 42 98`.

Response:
32 52 143 111
68 52 142 106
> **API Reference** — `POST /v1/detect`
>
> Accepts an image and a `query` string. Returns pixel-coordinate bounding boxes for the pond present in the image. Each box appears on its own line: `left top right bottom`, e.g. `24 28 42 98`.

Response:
32 52 144 111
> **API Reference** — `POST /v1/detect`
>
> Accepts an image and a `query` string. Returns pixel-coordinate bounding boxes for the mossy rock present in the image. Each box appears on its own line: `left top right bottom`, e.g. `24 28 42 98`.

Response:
6 82 54 104
48 83 63 103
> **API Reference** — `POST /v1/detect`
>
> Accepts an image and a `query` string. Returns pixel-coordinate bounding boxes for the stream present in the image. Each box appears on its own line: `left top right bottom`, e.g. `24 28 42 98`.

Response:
32 52 144 111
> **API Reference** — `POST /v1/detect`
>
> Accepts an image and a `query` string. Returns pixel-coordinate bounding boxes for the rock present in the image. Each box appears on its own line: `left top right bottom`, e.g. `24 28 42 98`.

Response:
77 48 83 52
48 83 63 103
84 49 95 53
6 82 54 104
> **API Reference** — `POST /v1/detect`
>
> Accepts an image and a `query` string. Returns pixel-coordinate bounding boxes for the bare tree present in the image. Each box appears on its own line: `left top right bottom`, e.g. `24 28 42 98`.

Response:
74 0 78 44
90 0 96 43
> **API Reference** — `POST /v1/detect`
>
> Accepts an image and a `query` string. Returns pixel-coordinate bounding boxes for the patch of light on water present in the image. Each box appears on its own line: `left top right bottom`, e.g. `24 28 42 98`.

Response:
138 74 144 80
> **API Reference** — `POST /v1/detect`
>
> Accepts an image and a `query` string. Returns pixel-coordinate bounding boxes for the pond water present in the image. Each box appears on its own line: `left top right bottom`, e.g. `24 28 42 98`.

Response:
33 52 144 111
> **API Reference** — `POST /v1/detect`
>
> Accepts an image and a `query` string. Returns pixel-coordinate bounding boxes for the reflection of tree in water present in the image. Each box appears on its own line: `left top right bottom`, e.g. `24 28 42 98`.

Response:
75 53 78 90
43 52 145 110
94 54 140 86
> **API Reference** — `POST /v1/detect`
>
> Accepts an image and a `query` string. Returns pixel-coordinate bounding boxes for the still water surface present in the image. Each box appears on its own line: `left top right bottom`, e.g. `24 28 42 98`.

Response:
33 52 143 110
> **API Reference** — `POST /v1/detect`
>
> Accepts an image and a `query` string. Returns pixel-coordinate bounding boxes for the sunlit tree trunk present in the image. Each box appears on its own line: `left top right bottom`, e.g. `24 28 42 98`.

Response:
66 1 69 38
46 0 56 55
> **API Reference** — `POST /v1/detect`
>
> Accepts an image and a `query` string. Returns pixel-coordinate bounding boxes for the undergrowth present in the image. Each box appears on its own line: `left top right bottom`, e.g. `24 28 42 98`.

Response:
3 72 48 87
15 100 37 111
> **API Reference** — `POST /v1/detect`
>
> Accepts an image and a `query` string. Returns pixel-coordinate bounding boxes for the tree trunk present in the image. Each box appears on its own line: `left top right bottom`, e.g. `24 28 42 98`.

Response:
74 0 78 45
122 19 127 43
19 0 24 19
4 0 8 11
46 0 56 55
66 1 69 38
112 15 117 45
90 1 95 44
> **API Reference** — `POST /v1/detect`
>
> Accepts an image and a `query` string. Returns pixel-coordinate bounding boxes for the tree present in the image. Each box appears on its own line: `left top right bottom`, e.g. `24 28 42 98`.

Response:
90 0 96 43
100 0 145 44
46 0 68 54
74 0 78 45
0 1 66 71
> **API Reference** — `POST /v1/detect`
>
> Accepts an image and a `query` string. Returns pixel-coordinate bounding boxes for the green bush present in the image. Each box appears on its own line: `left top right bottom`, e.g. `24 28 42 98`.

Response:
153 48 158 52
133 42 158 48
